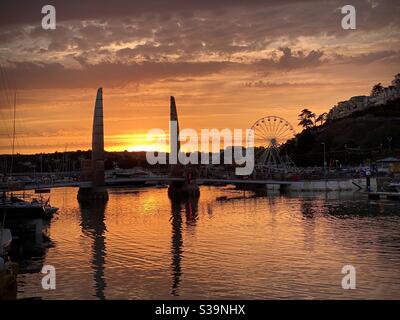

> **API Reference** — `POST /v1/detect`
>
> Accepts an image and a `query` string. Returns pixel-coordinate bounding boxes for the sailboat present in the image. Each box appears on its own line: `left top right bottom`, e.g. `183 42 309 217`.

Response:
0 193 58 219
0 70 18 300
0 92 58 220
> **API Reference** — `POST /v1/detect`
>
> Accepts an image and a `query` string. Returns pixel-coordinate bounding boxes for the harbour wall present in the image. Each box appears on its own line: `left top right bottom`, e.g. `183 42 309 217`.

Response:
266 178 377 192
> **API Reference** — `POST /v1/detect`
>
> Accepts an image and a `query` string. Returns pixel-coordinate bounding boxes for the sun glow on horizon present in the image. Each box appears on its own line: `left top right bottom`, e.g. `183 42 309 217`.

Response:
126 144 168 152
105 131 169 153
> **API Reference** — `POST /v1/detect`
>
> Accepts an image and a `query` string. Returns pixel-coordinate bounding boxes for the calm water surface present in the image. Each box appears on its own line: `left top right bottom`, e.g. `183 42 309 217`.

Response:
11 186 400 299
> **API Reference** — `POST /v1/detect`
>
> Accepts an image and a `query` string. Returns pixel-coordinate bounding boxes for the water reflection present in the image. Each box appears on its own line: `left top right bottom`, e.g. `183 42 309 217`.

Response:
79 202 107 300
300 200 315 219
324 199 398 217
7 218 51 274
184 198 199 227
4 217 52 300
170 197 199 296
9 187 400 299
299 199 316 252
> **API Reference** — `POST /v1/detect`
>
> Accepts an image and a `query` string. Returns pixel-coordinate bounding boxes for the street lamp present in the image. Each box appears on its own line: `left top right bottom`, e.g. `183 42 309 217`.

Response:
321 142 327 175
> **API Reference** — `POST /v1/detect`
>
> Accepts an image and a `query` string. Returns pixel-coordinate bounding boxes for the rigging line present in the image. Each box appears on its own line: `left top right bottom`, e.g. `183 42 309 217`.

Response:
6 71 28 152
14 91 32 151
0 65 13 113
0 77 12 122
0 110 12 142
0 66 11 108
13 98 29 153
1 65 29 152
9 91 16 176
0 88 11 116
0 65 13 145
0 113 12 156
0 117 12 149
0 68 13 252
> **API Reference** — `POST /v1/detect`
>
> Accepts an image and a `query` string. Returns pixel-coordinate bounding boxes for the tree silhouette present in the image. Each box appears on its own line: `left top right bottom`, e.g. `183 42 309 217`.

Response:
392 73 400 87
316 112 328 126
298 108 315 129
371 83 384 96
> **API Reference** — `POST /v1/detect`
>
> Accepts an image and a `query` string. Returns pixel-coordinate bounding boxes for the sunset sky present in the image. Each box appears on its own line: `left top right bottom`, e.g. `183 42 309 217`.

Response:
0 0 399 154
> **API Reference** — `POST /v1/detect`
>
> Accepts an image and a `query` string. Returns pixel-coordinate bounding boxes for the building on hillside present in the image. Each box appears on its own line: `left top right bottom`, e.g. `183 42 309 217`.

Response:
327 74 400 121
328 95 370 119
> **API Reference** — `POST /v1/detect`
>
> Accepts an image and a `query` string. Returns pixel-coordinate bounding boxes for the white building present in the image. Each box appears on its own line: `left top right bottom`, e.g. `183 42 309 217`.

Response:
327 74 400 121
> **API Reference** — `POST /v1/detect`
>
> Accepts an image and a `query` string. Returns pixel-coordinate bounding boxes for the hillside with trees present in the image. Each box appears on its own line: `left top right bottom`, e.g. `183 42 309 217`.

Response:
284 98 400 167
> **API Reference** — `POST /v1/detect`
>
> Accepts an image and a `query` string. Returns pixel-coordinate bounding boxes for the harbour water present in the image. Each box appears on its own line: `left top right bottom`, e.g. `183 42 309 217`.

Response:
11 186 400 299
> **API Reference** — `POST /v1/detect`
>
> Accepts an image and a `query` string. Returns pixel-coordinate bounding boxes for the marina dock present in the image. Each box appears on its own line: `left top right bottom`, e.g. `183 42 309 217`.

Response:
365 191 400 200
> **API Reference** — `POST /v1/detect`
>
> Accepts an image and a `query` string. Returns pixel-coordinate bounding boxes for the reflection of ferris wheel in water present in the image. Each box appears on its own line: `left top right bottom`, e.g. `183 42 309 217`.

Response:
249 116 296 170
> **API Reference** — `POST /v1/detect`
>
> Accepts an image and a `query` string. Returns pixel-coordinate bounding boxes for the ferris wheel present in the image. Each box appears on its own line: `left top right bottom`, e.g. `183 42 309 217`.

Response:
249 116 296 169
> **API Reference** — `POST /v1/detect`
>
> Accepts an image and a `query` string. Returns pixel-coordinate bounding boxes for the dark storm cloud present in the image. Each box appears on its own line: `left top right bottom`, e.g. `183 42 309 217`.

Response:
8 46 397 89
4 60 235 89
337 50 400 65
1 0 399 34
255 47 325 71
1 0 399 89
0 0 298 26
243 81 332 88
2 0 396 61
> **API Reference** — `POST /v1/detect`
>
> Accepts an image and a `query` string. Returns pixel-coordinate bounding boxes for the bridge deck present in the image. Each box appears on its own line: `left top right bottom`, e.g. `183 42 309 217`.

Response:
198 178 291 185
1 176 291 192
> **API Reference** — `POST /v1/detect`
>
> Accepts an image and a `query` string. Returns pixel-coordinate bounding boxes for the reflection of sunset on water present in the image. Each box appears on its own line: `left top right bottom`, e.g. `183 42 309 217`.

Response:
15 186 400 299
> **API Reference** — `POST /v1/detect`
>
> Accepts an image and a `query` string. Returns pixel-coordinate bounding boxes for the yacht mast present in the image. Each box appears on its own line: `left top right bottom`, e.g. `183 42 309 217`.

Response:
9 91 16 177
1 91 15 252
